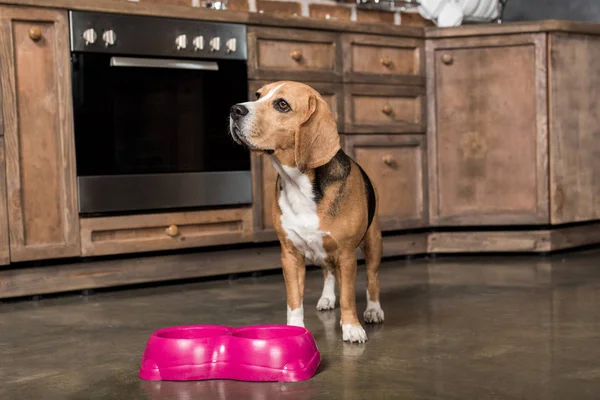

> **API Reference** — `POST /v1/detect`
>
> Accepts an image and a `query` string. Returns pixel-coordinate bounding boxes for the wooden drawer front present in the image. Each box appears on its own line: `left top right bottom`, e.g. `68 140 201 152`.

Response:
345 135 427 231
428 34 548 226
248 27 342 82
80 208 253 256
342 34 424 85
249 80 344 130
344 85 425 134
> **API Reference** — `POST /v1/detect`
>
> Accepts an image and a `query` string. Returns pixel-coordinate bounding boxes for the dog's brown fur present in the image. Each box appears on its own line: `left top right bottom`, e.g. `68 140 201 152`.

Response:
230 81 383 342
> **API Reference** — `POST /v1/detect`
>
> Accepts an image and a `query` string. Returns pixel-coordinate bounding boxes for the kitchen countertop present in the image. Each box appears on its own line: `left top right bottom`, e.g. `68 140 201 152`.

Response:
426 19 600 38
3 1 600 40
2 0 424 38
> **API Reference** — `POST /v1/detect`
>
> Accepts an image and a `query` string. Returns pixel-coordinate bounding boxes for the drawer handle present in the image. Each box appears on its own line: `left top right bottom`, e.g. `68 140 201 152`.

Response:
441 53 454 65
28 26 42 42
290 49 303 62
380 57 392 67
165 224 179 237
381 104 393 116
382 155 395 166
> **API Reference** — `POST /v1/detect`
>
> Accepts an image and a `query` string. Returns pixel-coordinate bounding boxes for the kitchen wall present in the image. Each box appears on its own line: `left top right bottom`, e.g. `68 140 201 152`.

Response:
131 0 432 26
504 0 600 22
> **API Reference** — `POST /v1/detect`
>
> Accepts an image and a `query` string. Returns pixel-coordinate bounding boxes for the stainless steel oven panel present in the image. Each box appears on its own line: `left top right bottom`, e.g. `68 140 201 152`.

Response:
69 11 247 61
78 171 252 214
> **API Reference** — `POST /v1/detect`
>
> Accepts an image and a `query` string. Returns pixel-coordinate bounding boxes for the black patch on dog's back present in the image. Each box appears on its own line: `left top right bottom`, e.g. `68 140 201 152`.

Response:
357 164 376 230
312 149 351 206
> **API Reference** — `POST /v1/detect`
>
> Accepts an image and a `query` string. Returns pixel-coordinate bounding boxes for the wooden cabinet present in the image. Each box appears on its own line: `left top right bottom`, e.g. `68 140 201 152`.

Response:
0 7 80 261
345 135 427 231
342 34 425 85
427 34 549 226
80 208 253 256
344 84 425 134
0 138 9 266
248 27 342 82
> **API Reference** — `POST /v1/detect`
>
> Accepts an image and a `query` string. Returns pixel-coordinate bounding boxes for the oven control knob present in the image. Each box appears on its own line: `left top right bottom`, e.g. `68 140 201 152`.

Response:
225 38 237 54
175 34 188 50
102 30 116 47
192 36 204 51
82 28 97 46
209 37 220 52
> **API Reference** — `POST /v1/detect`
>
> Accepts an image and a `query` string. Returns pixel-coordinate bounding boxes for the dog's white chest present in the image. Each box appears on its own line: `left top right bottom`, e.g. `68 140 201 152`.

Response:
274 164 329 266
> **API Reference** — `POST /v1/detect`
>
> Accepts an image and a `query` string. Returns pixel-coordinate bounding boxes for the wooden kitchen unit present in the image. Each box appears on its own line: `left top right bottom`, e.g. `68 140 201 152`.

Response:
0 0 600 298
426 23 600 252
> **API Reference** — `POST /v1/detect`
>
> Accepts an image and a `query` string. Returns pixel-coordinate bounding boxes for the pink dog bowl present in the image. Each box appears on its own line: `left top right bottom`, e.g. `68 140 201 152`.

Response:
139 325 321 382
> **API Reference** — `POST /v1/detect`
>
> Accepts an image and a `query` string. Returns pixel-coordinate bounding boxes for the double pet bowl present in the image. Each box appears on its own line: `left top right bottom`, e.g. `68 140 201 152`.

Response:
139 325 321 382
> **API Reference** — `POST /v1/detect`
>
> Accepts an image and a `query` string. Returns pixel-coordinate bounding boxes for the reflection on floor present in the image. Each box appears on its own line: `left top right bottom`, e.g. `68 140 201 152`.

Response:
2 250 600 399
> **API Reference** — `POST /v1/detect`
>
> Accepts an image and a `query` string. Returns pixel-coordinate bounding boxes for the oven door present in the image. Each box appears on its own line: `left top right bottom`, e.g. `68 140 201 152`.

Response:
72 53 251 215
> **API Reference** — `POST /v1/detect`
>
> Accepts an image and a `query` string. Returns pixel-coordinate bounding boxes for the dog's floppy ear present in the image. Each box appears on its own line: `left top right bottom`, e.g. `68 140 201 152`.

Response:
294 95 340 172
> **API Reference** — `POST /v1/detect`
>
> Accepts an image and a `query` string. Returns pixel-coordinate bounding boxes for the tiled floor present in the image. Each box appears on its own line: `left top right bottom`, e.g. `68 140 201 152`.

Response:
2 250 600 399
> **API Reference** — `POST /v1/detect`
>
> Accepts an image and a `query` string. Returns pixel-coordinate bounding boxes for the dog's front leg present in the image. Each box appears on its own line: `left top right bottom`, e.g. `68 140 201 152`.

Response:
336 250 368 343
281 248 306 327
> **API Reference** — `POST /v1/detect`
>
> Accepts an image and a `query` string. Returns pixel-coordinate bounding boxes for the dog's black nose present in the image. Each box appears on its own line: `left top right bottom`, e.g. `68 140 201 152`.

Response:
230 104 249 120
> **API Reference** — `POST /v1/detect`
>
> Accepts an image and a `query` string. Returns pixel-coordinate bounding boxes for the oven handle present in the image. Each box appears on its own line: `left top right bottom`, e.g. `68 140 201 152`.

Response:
109 57 219 71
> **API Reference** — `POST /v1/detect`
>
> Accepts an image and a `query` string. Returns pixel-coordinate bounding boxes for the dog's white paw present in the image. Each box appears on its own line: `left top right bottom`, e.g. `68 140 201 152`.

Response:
316 295 336 311
342 324 368 343
288 320 305 328
287 305 304 327
364 305 385 324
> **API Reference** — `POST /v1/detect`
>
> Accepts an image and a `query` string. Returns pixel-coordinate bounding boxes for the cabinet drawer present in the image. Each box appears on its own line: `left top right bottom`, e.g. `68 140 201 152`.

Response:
344 84 425 134
248 80 344 130
344 135 427 231
80 208 253 256
342 34 424 85
248 27 342 82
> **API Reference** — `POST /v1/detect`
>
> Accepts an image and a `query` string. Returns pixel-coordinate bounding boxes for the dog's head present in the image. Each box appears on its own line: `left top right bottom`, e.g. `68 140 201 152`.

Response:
229 81 340 172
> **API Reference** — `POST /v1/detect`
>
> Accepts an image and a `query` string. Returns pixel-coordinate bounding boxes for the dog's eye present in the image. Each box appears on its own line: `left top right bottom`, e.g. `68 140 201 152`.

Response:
255 92 261 100
274 99 291 113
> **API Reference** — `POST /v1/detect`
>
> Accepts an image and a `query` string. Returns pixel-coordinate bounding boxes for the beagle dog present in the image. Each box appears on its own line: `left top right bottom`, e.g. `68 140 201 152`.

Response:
229 81 384 343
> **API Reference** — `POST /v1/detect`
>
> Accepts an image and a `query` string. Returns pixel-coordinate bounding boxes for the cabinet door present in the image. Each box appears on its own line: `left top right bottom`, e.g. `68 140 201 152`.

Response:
427 34 549 226
0 138 9 265
345 135 427 231
0 7 80 261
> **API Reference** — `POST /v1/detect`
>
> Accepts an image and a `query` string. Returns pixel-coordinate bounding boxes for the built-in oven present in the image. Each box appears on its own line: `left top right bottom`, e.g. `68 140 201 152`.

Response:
69 11 250 215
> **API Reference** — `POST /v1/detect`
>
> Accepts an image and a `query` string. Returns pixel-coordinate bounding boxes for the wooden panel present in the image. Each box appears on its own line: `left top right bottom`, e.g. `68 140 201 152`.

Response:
355 9 395 25
0 7 80 261
427 34 549 226
345 135 427 231
256 0 300 17
428 221 600 253
80 208 253 256
0 138 9 265
0 232 424 299
342 34 425 85
549 33 600 224
344 84 425 134
428 231 551 253
248 80 344 129
248 27 342 82
308 4 352 21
